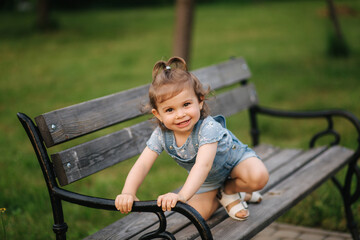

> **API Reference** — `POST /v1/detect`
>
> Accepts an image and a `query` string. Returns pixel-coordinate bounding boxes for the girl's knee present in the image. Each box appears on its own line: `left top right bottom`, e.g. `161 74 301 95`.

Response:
252 175 268 190
242 166 268 191
252 167 269 190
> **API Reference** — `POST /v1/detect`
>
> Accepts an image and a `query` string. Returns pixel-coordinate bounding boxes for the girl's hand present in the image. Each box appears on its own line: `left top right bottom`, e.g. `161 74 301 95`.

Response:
157 193 186 211
115 193 139 214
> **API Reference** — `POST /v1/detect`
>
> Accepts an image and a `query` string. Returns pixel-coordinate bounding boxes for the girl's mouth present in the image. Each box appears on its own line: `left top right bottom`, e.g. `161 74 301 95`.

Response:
176 119 191 128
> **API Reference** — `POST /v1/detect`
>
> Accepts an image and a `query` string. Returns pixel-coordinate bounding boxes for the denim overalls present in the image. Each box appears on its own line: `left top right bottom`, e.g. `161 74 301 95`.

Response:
146 115 259 193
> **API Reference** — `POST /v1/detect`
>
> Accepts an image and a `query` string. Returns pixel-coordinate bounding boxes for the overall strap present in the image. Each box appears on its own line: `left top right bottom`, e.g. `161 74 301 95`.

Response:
163 115 226 155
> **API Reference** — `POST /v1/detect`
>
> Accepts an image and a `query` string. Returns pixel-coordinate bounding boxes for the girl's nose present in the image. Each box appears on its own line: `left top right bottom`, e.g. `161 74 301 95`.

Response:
176 110 186 119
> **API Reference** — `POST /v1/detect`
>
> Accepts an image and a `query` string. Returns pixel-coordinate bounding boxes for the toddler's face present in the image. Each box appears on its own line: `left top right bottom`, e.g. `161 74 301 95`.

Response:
152 86 203 138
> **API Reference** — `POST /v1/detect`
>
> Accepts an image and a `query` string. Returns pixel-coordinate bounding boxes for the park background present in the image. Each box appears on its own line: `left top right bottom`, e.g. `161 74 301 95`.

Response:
1 0 359 239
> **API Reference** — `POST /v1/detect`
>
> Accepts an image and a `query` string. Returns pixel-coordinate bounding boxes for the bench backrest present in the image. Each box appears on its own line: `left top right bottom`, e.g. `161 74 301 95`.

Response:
35 57 258 186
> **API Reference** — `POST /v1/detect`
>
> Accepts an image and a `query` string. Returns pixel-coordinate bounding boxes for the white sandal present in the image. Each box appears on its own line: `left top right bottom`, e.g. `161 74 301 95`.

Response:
239 191 263 203
218 189 249 221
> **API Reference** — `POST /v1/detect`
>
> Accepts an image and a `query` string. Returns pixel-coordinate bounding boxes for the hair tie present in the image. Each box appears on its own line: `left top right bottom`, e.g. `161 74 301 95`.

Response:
165 66 171 70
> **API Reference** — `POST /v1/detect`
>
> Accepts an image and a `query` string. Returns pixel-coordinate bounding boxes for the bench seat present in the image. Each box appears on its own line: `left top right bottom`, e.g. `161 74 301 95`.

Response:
85 144 354 240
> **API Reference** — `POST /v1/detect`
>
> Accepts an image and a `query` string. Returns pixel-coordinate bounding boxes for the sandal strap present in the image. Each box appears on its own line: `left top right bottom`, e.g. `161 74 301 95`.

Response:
228 201 249 219
239 192 246 200
219 190 241 207
250 192 262 202
239 192 263 203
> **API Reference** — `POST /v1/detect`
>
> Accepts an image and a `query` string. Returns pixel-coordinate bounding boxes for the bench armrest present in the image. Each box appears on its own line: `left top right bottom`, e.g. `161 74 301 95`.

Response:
53 187 213 240
250 105 360 148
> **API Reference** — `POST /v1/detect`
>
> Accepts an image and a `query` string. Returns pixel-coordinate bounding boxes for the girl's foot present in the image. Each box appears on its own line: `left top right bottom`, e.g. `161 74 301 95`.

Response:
217 189 249 221
240 192 263 203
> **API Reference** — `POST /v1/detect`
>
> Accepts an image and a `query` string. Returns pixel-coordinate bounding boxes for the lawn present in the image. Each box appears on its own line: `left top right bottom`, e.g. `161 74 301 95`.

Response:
0 0 359 239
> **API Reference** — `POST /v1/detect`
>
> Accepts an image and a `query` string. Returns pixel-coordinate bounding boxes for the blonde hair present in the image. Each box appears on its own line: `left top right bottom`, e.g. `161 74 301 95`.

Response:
149 56 210 128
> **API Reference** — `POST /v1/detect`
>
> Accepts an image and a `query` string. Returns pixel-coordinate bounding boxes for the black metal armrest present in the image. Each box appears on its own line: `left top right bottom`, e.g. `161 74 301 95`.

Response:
250 105 360 148
53 187 213 240
254 106 360 129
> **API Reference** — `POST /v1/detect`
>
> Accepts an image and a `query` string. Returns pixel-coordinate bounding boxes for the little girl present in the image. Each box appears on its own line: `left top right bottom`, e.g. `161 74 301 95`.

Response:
115 57 269 221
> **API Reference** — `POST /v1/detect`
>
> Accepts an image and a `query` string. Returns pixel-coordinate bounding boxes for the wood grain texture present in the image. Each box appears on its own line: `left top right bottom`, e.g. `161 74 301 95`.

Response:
35 84 150 148
35 57 251 147
83 211 172 240
208 84 258 117
52 120 155 186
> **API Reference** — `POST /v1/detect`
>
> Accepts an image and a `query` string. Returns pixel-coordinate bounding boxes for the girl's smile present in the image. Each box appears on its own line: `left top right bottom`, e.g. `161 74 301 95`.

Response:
175 119 192 130
152 86 203 145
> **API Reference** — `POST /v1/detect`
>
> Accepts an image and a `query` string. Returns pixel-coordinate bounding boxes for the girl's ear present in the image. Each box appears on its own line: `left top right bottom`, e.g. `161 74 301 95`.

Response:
152 109 162 122
199 98 204 110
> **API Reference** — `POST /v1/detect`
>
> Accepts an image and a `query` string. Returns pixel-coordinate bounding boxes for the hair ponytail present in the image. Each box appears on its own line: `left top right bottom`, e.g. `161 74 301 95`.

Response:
167 56 187 71
152 56 188 81
152 61 167 81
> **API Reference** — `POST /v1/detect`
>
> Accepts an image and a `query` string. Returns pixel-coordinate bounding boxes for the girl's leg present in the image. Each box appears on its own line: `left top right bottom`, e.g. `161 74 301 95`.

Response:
225 157 269 194
187 189 220 220
223 157 269 218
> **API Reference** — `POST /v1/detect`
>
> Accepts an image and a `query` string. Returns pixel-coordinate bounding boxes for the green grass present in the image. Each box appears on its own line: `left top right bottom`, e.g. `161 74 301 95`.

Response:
1 1 360 239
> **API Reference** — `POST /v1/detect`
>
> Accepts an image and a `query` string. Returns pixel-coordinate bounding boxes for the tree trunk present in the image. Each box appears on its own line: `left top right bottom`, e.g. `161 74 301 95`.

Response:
37 0 55 31
326 0 349 57
173 0 195 63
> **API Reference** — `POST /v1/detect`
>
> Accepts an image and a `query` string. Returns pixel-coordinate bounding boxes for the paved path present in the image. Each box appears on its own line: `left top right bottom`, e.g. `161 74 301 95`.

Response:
252 222 352 240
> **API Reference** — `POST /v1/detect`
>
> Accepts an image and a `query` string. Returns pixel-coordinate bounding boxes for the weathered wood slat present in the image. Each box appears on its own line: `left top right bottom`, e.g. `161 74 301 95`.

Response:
262 146 327 193
173 208 227 240
191 57 251 91
52 84 258 186
253 144 280 160
35 84 150 147
52 120 154 186
36 57 250 147
84 211 172 240
196 146 353 240
208 84 258 117
262 148 303 173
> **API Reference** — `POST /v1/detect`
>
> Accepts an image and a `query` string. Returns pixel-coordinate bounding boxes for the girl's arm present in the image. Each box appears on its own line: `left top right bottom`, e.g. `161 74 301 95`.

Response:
157 142 218 211
115 146 158 213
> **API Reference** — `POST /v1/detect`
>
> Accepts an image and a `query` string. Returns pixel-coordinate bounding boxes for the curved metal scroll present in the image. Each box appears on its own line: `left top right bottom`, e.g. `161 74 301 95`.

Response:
132 201 213 240
138 211 175 240
309 116 340 148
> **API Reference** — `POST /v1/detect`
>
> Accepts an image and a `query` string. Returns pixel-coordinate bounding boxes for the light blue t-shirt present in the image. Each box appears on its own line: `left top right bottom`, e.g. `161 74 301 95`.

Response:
146 115 258 193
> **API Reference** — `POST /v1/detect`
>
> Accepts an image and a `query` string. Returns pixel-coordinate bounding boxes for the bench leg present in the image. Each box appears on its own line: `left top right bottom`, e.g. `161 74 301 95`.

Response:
332 158 360 240
50 197 68 240
53 223 68 240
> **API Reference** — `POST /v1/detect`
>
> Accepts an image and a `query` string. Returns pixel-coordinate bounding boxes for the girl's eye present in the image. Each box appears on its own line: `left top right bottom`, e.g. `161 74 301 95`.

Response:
184 102 191 107
165 108 173 113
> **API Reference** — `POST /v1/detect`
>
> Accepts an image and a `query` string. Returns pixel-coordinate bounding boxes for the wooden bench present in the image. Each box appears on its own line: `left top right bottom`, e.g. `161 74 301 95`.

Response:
17 57 360 240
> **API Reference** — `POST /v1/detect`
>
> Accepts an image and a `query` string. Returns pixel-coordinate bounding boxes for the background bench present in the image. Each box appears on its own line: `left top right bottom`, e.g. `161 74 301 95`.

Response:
17 57 360 240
